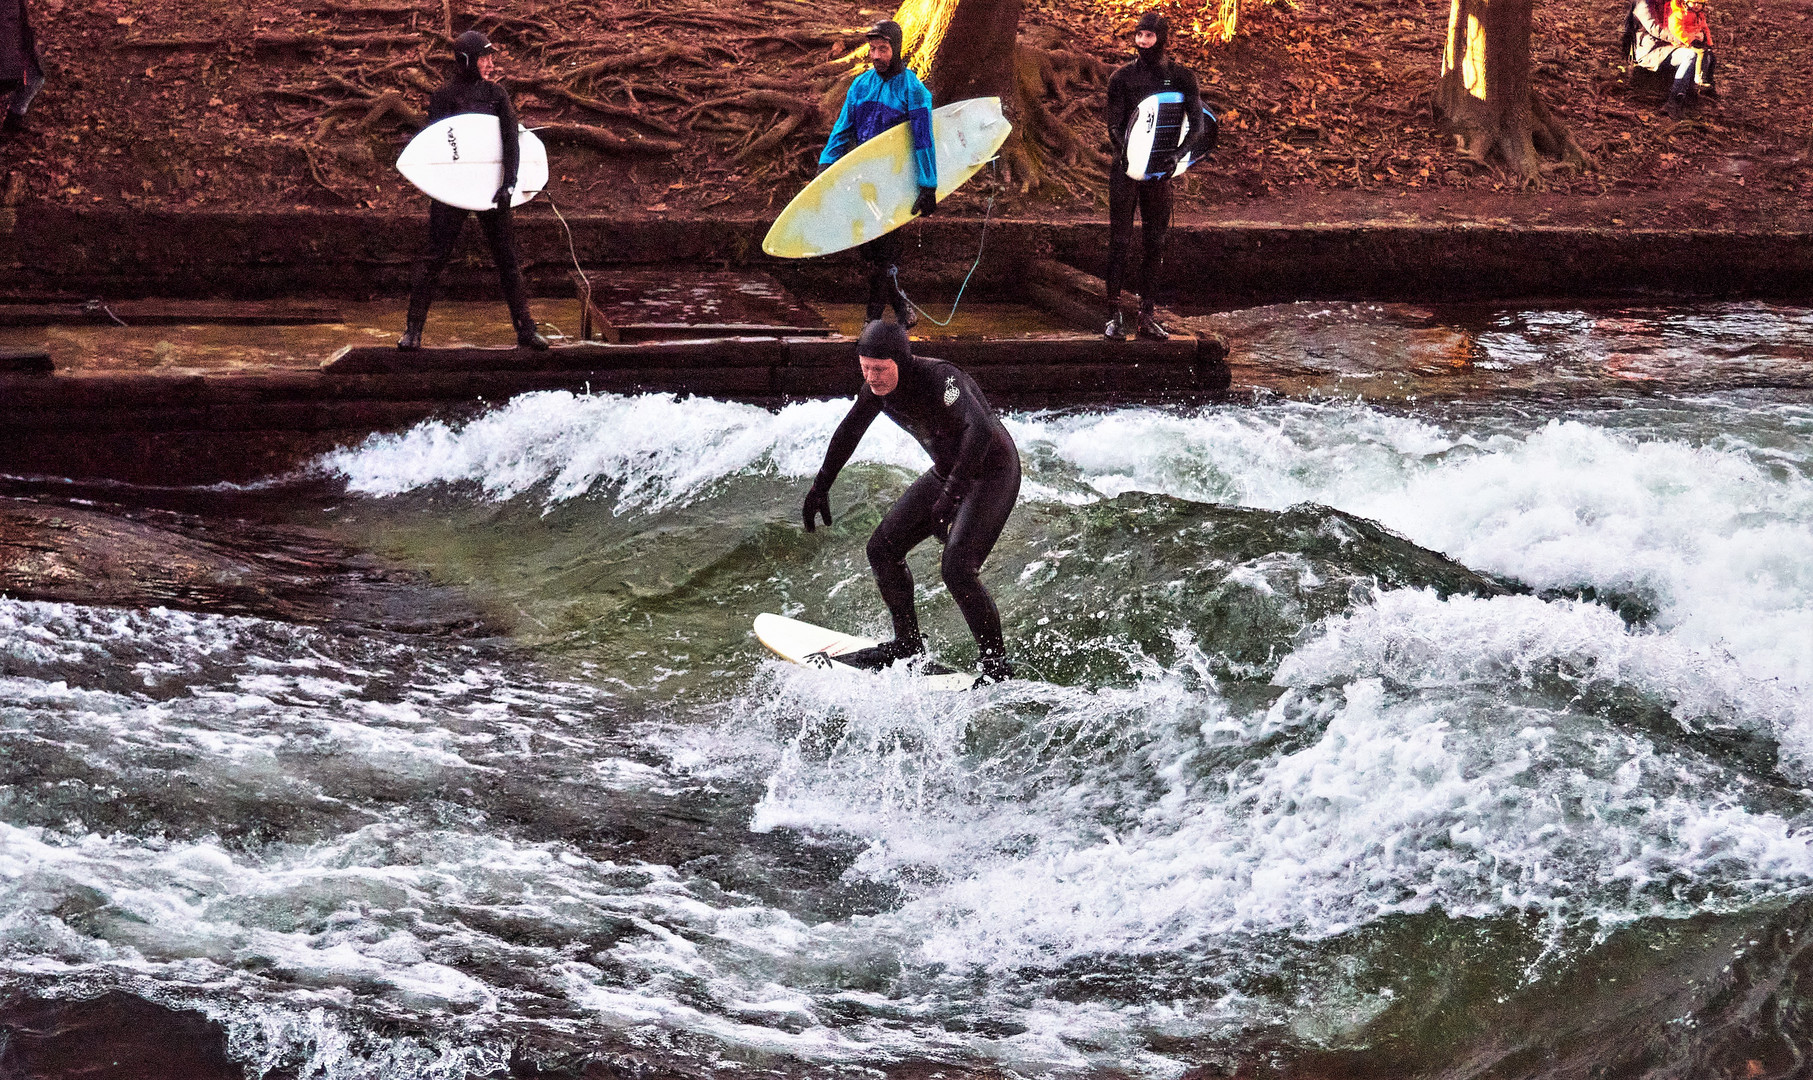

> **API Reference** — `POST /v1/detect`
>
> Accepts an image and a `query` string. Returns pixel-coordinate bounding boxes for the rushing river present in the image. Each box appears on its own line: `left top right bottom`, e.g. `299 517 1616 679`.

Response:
3 303 1811 1078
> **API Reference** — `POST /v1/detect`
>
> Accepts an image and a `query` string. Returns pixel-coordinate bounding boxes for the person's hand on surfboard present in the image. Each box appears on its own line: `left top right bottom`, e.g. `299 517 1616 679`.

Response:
493 184 512 212
803 478 834 532
912 186 937 217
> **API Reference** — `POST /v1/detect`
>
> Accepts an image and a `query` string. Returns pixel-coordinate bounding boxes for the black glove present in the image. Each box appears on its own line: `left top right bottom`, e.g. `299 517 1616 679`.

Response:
493 184 513 211
929 489 961 541
816 160 832 177
911 186 937 217
803 476 834 532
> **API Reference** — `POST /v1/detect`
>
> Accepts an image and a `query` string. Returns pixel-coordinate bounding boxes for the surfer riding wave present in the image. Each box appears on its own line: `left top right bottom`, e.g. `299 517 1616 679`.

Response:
802 320 1020 683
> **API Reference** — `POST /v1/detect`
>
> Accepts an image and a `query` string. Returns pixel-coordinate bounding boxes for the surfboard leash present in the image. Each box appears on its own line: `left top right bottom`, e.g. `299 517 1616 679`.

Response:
542 192 588 345
905 158 999 330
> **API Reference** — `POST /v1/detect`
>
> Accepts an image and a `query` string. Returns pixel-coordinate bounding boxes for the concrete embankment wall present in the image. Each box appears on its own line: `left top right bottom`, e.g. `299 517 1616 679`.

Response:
2 208 1807 486
5 209 1811 304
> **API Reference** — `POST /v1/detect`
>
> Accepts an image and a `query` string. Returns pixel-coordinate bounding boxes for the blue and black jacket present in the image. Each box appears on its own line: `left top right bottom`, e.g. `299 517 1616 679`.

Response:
819 55 937 190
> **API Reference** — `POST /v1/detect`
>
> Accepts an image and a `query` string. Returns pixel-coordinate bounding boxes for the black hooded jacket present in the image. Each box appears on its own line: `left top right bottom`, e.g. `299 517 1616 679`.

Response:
1104 13 1205 172
426 62 521 191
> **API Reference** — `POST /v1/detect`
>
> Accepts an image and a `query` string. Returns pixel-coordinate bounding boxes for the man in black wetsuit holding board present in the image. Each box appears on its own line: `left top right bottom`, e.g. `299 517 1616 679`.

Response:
398 30 547 352
1102 11 1205 341
802 320 1021 683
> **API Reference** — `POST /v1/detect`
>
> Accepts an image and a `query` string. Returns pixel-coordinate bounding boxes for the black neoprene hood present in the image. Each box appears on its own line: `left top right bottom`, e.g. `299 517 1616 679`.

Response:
452 30 495 76
865 20 906 77
857 319 914 365
1134 11 1168 64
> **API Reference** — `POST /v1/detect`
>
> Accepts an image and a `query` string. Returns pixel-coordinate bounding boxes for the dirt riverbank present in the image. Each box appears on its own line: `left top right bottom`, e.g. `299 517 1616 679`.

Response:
1 0 1807 228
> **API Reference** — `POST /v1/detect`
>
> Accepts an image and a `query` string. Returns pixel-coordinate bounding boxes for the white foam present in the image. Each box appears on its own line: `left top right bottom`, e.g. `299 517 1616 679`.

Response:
733 584 1813 978
321 391 931 510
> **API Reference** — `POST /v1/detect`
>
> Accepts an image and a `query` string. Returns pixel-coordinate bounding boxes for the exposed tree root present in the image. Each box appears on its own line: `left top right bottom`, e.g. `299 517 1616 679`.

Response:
990 41 1114 192
254 31 428 51
1529 92 1594 171
555 45 714 79
618 12 775 31
685 90 824 160
301 145 356 201
352 89 425 133
536 123 688 155
310 1 428 13
1440 88 1592 182
532 84 684 134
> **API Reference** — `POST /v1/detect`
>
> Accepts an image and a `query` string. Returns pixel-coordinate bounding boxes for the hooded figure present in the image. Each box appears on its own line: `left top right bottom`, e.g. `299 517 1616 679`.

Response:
1101 11 1205 341
1134 10 1168 66
0 0 44 134
399 30 548 352
801 320 1022 683
817 21 939 327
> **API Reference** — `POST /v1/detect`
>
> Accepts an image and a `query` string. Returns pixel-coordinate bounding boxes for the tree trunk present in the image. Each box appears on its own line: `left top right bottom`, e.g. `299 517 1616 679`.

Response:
890 0 1108 191
1434 0 1589 180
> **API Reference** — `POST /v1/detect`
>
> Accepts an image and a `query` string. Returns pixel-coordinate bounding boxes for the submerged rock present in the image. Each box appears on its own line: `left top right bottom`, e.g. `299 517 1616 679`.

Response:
0 496 495 634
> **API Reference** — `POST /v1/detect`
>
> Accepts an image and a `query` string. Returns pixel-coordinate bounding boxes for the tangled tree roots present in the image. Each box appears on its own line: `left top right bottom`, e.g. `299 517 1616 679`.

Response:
993 42 1113 193
236 0 1118 204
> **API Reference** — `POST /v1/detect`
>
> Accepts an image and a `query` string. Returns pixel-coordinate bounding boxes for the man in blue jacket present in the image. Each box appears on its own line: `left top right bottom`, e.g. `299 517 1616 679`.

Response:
819 20 938 329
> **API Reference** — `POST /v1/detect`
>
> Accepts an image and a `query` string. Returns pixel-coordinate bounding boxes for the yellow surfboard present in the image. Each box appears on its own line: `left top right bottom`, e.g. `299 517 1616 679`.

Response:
762 97 1012 259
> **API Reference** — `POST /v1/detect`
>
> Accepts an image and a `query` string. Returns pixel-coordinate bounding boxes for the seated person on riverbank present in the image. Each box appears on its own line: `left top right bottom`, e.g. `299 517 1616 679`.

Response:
1668 0 1715 91
398 31 548 352
801 320 1020 684
817 20 937 330
1625 0 1713 119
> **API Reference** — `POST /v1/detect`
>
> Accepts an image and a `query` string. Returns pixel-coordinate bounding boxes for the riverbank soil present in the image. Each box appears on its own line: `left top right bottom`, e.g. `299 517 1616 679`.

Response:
2 0 1807 230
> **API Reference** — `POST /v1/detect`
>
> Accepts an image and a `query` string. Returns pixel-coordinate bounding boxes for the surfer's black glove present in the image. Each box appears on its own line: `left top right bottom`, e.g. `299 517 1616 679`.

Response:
803 477 834 532
912 186 937 217
493 185 512 211
815 160 832 177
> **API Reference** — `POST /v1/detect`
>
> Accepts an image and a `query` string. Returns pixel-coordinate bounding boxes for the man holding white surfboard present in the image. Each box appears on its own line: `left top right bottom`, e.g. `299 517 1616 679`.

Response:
800 320 1020 684
817 21 938 329
1102 12 1210 342
398 30 547 352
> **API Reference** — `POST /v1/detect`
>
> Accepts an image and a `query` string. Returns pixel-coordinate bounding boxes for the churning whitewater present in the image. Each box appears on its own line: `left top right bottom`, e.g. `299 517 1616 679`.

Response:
5 368 1812 1074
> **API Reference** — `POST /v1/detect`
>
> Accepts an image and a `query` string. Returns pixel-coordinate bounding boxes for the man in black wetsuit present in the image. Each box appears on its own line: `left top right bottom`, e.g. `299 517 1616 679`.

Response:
398 30 548 351
1102 11 1204 342
802 320 1021 683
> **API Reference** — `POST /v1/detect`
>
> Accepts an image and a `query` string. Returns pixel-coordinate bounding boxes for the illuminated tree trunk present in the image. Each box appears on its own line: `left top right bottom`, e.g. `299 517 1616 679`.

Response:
890 0 1107 191
1434 0 1588 180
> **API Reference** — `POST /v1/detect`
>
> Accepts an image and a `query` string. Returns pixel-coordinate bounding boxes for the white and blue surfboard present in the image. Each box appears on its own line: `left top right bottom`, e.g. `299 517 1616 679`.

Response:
1124 92 1219 181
